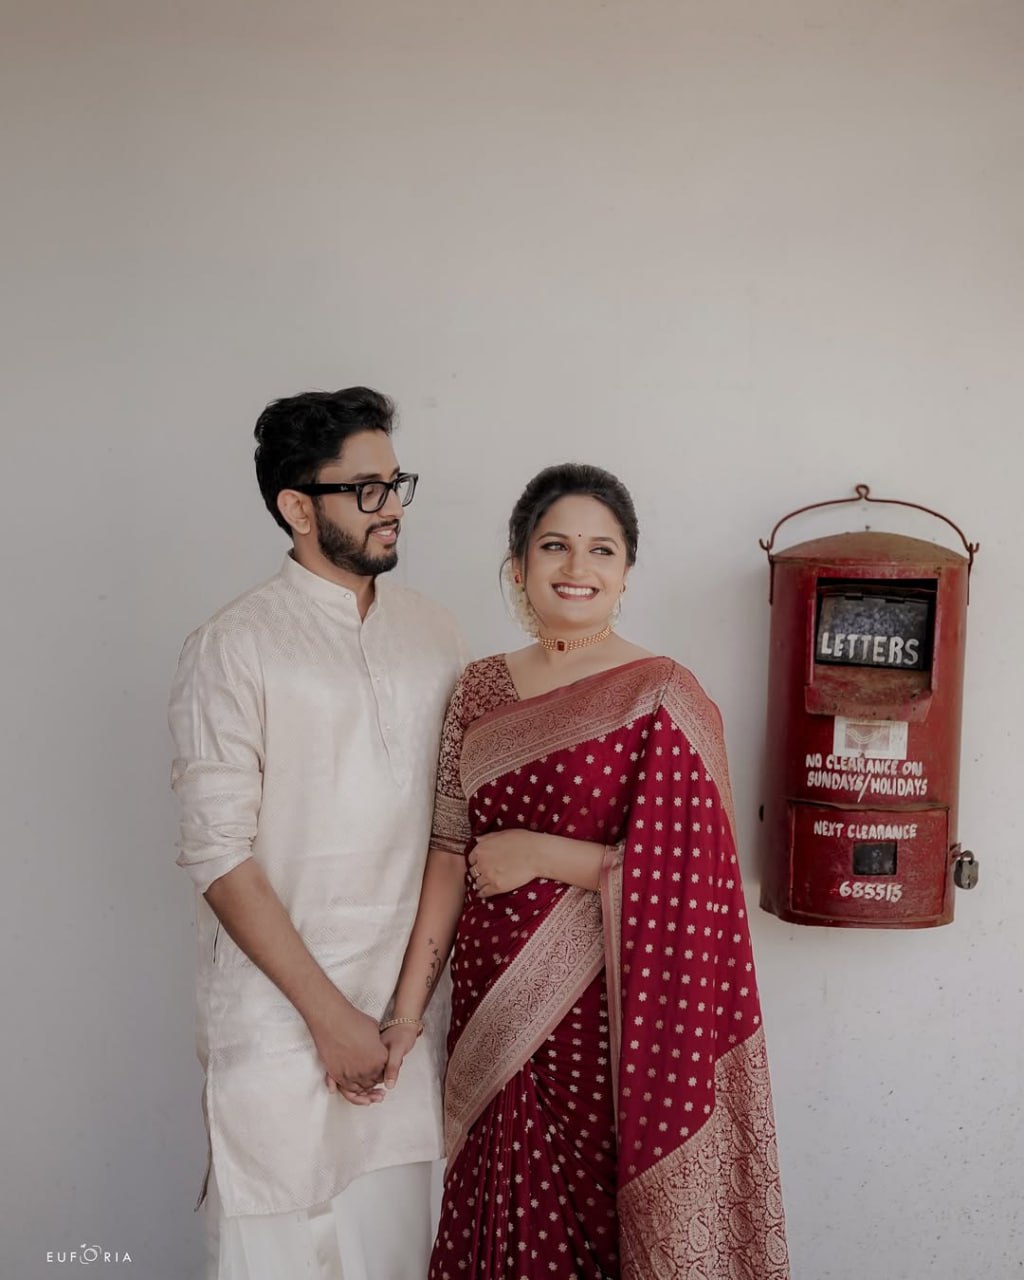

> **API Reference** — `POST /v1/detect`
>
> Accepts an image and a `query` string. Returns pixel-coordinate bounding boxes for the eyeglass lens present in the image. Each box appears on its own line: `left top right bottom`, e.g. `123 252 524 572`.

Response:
358 475 417 512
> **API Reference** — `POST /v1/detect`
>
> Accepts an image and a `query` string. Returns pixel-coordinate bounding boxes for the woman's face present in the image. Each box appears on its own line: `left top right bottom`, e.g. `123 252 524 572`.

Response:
517 494 630 637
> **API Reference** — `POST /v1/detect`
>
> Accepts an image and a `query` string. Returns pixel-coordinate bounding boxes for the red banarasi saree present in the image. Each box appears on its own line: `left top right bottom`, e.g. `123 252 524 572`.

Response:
429 655 788 1280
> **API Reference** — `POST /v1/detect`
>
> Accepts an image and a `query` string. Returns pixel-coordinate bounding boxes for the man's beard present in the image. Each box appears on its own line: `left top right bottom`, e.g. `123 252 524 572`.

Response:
314 504 399 577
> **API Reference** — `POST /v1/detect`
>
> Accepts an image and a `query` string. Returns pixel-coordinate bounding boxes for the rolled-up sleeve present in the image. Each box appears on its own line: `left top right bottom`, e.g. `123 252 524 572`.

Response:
168 623 264 894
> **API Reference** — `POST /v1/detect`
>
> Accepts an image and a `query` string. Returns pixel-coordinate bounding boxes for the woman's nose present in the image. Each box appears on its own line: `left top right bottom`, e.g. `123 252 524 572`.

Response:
562 544 586 575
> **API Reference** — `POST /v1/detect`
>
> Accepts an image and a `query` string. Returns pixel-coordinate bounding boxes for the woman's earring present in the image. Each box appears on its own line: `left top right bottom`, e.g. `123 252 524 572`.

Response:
610 581 627 625
504 563 539 636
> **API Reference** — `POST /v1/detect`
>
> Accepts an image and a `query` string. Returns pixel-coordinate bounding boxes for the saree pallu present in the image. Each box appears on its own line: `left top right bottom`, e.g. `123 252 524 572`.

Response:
429 655 789 1280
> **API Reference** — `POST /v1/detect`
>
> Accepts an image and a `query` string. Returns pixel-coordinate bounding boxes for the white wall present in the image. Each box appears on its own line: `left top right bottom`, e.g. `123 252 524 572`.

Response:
3 1 1021 1276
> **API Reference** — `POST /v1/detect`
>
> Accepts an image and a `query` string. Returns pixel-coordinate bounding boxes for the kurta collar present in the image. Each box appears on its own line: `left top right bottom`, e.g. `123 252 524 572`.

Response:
281 553 387 618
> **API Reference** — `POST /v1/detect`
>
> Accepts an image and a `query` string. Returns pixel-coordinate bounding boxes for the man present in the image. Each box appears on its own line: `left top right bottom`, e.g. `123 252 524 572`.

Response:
169 387 465 1279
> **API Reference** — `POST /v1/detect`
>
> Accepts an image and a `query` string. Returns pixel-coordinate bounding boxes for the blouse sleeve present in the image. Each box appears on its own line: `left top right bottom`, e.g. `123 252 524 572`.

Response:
430 671 473 855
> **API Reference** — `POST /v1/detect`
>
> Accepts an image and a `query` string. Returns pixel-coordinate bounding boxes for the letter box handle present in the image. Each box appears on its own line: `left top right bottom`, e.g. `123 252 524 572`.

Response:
759 483 980 603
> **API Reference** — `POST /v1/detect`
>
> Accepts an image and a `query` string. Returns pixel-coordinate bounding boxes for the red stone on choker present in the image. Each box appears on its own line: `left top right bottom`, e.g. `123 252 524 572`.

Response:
537 623 613 653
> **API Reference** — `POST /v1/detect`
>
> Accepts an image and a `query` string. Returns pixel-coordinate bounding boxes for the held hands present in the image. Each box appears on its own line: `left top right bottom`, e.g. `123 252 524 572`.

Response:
467 830 542 898
321 1010 424 1104
314 1003 388 1106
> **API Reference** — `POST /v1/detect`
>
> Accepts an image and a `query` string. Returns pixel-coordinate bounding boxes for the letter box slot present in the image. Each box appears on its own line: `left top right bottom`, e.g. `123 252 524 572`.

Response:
815 580 936 671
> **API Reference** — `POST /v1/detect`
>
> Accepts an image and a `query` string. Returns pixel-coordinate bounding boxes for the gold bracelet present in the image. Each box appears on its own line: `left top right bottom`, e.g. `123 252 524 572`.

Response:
379 1016 423 1036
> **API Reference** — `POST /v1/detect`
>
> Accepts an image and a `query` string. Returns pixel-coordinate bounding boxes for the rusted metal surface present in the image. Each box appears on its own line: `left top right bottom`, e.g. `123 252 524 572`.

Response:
805 668 932 722
775 530 967 566
759 484 979 602
759 523 973 930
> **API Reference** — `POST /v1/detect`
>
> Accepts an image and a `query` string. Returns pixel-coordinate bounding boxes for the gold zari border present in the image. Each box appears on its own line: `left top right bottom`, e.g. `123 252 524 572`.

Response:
443 885 605 1165
618 1028 790 1280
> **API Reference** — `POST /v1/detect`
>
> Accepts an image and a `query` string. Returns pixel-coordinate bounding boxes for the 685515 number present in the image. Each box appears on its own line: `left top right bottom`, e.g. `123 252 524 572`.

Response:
838 880 903 903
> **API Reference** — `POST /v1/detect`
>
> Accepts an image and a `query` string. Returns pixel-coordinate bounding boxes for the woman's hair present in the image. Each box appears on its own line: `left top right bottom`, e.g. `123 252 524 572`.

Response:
253 387 395 533
506 463 639 572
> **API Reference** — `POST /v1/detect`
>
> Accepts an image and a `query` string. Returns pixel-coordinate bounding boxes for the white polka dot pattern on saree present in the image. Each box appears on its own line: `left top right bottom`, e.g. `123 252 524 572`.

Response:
428 657 787 1279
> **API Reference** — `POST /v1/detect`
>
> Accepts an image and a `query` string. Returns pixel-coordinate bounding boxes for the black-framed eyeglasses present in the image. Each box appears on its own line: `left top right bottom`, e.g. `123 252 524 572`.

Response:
292 472 419 514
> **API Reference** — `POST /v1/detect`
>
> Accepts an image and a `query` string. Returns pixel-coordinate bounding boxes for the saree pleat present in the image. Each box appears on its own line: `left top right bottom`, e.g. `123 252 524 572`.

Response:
429 656 788 1280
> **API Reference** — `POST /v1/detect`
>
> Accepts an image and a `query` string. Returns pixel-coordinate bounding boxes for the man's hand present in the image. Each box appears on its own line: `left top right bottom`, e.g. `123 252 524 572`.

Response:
312 1001 388 1104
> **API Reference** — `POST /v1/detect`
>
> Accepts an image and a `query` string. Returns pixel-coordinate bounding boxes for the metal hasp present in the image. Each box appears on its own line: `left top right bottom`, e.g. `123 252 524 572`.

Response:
758 485 979 929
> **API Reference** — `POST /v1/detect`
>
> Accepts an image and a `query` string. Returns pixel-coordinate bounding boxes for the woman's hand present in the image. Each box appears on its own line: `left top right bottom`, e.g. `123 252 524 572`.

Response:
467 830 542 898
381 1023 421 1090
469 831 607 895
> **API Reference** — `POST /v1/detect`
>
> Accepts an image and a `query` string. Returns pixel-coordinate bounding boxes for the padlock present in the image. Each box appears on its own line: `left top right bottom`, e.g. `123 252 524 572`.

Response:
953 848 979 890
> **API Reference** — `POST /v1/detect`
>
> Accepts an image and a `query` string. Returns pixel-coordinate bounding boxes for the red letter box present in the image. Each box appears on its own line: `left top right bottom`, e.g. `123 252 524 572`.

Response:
759 486 979 928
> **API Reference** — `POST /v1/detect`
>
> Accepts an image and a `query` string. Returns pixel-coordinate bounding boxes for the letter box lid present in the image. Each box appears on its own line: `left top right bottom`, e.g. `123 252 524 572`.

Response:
773 531 967 568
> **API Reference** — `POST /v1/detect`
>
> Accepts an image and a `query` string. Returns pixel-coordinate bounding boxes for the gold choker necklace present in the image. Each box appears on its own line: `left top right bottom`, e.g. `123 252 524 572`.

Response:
537 623 613 654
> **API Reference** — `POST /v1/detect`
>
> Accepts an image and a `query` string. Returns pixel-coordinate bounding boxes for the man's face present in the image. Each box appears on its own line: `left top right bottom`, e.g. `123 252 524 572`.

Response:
312 431 405 577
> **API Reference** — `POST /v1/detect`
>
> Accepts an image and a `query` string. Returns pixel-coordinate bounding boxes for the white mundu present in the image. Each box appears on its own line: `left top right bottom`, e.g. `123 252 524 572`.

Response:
169 554 464 1274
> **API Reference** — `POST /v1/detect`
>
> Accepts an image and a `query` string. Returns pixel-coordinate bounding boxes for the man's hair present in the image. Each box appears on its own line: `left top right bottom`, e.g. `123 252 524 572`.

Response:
253 387 396 533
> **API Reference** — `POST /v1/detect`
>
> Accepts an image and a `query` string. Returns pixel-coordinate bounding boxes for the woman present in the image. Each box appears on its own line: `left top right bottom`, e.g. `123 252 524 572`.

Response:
382 464 789 1279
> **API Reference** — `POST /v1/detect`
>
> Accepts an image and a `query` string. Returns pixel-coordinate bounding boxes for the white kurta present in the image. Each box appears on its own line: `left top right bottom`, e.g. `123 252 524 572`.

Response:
169 554 465 1218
